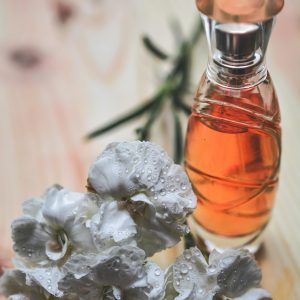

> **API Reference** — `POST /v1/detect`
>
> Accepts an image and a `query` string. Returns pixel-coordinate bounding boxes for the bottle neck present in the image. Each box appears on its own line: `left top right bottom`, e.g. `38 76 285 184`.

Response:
206 56 268 90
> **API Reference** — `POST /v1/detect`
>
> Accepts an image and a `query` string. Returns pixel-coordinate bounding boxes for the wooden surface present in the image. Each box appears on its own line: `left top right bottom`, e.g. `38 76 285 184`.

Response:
0 0 299 299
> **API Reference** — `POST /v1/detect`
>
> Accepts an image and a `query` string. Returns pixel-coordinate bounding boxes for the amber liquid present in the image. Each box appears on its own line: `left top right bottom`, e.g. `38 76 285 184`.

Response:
185 87 281 238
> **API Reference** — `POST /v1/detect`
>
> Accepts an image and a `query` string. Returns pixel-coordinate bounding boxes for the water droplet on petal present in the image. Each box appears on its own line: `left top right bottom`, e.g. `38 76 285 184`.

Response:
208 264 217 273
198 288 204 295
221 255 236 266
181 183 187 191
180 263 189 275
159 190 166 196
184 252 191 260
155 268 161 276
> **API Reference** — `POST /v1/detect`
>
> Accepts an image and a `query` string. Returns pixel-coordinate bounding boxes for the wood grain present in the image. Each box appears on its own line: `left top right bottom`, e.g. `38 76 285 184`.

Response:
0 0 299 299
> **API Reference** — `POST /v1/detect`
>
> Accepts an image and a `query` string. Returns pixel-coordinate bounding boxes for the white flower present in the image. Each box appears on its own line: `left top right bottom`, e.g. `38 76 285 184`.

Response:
88 141 196 256
163 247 271 300
165 247 217 300
58 246 164 300
12 185 99 265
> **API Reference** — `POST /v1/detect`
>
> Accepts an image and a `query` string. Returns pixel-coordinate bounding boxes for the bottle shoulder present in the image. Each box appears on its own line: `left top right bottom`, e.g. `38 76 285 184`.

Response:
193 72 281 127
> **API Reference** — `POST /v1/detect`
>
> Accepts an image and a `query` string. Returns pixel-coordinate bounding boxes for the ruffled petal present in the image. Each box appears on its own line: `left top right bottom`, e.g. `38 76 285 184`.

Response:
61 246 146 291
22 198 44 222
42 186 98 230
233 288 272 300
20 266 64 297
89 201 137 251
9 295 31 300
124 262 165 300
58 273 105 300
91 246 146 289
214 250 262 298
0 269 47 300
11 217 51 263
171 247 217 300
129 193 176 256
88 141 172 199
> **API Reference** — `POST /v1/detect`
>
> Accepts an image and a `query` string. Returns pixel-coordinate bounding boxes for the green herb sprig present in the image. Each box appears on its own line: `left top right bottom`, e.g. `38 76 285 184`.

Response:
87 19 203 163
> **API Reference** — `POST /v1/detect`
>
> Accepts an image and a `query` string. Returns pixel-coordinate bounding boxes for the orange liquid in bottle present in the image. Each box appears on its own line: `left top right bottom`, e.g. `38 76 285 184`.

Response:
185 80 281 238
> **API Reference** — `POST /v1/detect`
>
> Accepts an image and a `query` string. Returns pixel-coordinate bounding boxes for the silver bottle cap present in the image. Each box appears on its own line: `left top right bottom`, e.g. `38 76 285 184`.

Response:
215 23 260 62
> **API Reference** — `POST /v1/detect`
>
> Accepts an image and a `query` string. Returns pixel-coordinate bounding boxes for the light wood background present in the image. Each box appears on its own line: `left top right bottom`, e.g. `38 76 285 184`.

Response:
0 0 299 299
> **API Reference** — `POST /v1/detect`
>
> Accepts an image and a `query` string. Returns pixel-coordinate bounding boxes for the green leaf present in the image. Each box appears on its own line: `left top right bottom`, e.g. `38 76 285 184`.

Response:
184 231 196 249
86 98 156 139
142 36 169 60
169 18 184 45
136 96 164 141
176 101 191 116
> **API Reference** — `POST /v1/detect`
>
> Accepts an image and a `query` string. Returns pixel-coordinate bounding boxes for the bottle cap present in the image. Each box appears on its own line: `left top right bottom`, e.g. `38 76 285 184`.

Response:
215 23 259 61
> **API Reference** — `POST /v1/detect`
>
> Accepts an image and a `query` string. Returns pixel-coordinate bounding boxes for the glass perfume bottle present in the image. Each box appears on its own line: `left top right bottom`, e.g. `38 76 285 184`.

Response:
185 0 284 252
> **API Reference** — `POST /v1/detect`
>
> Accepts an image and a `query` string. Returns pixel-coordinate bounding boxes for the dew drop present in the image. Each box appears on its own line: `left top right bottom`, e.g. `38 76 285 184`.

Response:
208 264 217 273
155 268 161 276
180 264 189 275
221 255 236 266
180 183 187 191
184 252 191 260
198 288 204 295
159 190 166 196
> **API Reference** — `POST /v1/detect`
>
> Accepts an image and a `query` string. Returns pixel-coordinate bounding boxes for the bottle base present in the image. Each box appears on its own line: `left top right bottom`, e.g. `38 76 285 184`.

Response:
188 217 265 254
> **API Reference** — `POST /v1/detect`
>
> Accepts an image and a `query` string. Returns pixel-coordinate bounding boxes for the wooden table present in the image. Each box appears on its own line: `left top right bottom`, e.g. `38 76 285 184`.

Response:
0 0 299 299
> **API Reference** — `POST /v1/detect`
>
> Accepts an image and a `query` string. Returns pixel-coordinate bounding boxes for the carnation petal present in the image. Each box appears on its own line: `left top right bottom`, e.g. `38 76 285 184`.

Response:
11 217 50 263
0 269 47 300
20 266 64 297
90 201 137 250
124 262 165 300
233 288 272 300
215 250 262 298
172 247 217 300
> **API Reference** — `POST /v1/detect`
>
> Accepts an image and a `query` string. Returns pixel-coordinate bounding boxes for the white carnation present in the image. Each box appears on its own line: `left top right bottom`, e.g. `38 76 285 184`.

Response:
88 141 196 256
163 247 271 300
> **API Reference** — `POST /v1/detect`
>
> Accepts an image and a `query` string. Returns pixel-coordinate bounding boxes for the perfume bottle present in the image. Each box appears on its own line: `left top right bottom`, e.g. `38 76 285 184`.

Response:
185 0 284 252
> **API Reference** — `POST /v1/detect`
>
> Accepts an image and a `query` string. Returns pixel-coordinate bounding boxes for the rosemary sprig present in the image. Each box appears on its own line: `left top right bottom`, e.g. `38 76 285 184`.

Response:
87 18 203 163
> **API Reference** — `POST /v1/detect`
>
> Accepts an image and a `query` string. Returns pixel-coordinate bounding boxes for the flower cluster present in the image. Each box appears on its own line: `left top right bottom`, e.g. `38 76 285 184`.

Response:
0 141 272 299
